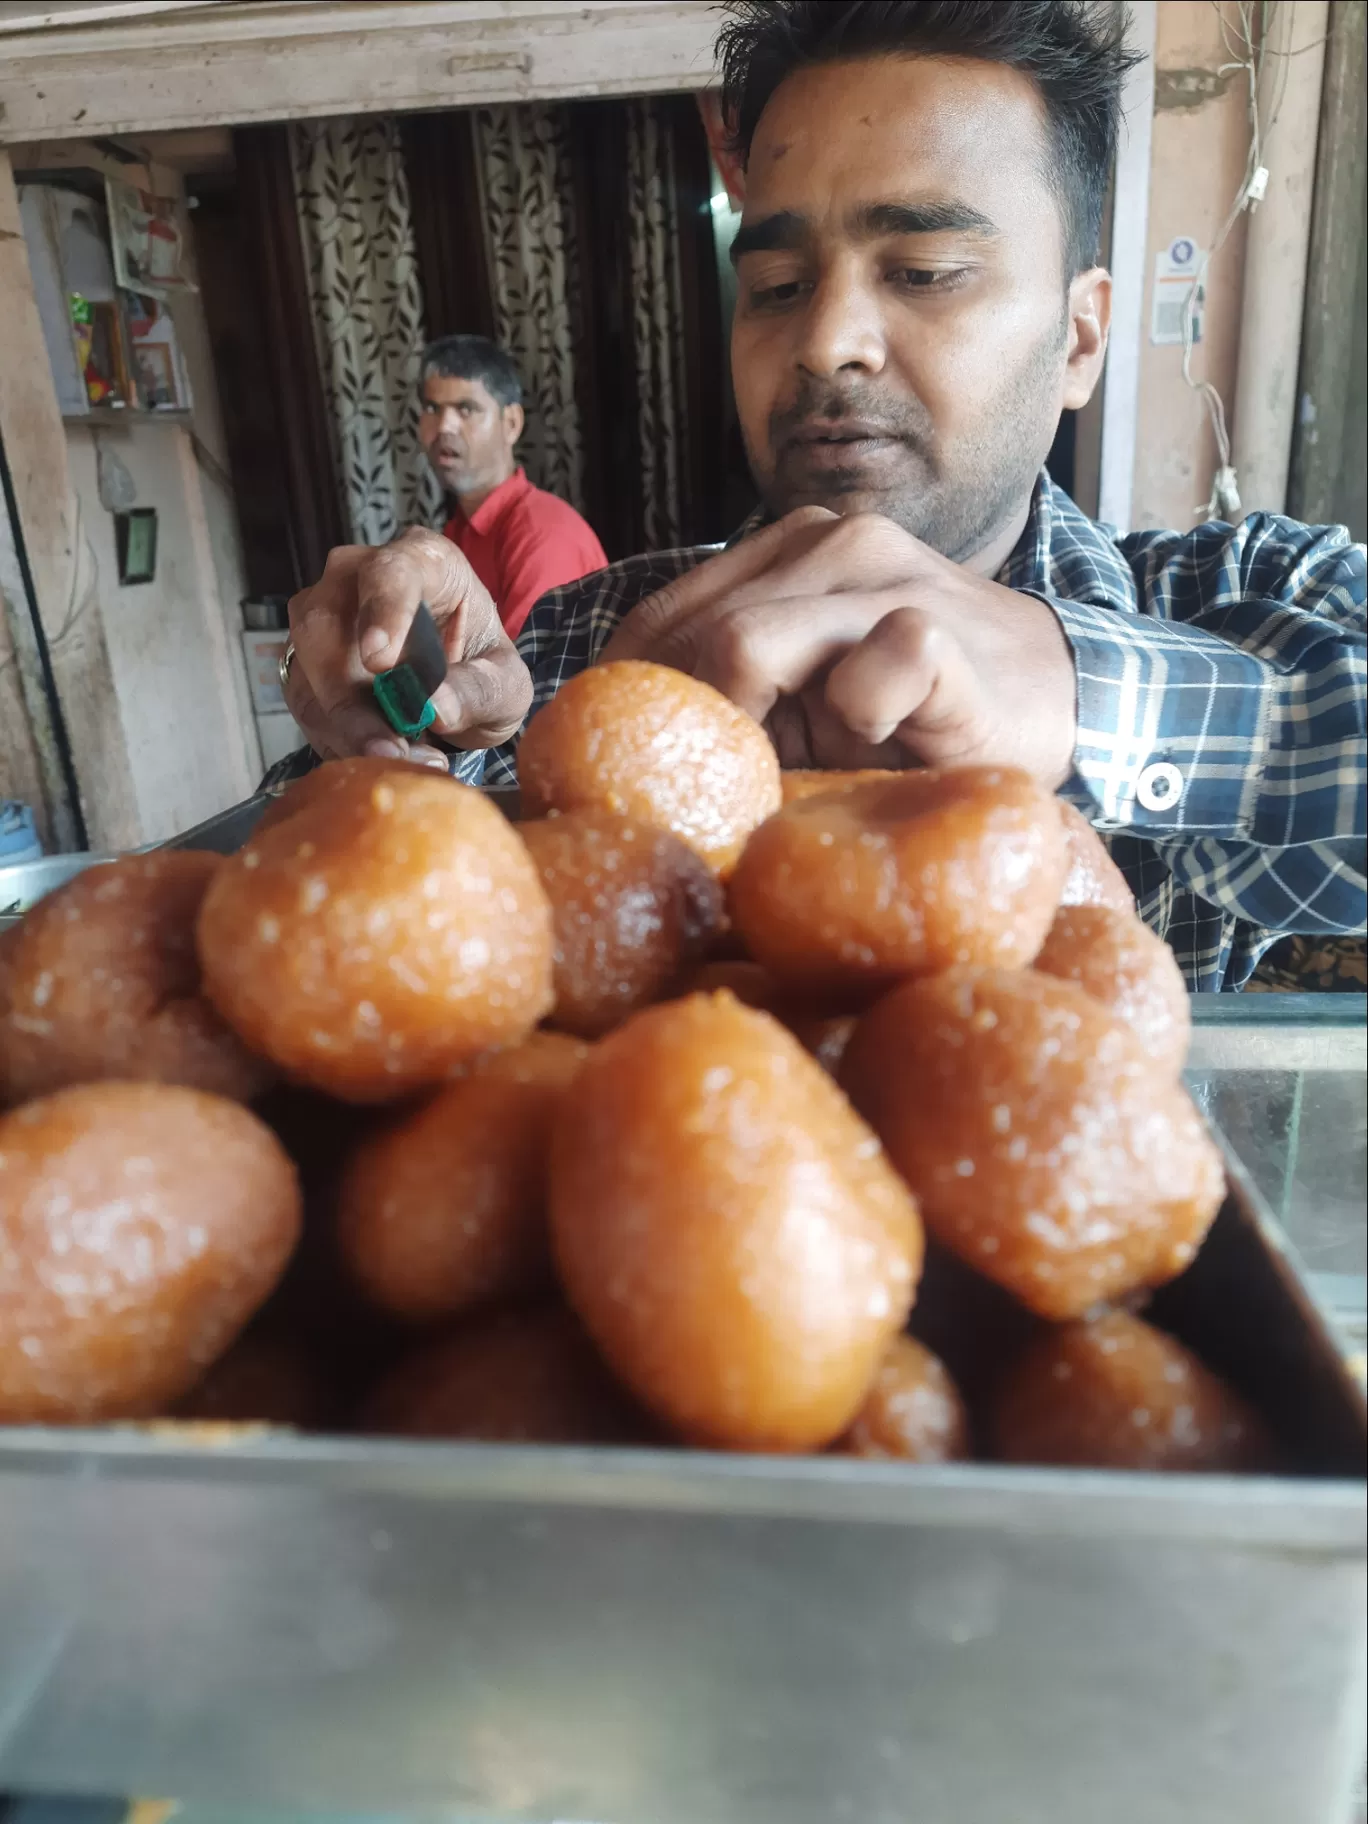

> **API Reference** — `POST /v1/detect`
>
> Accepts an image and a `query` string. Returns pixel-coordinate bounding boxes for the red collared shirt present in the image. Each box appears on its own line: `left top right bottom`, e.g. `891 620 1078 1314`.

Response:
443 468 608 641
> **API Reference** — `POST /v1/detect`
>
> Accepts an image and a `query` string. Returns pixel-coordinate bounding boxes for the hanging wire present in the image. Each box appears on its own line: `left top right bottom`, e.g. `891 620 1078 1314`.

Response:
1181 0 1311 522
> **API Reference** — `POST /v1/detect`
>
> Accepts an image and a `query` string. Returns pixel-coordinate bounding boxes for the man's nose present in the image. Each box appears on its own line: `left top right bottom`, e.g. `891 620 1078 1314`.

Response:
794 267 887 379
436 406 463 435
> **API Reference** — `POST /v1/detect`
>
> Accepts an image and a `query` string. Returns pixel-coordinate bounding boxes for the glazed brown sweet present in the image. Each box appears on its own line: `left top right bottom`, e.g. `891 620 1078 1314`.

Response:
517 660 782 877
730 766 1069 997
780 769 900 805
175 1332 330 1429
840 969 1224 1321
254 755 422 838
837 1333 971 1462
198 769 553 1101
0 1082 301 1423
0 853 271 1110
1034 903 1191 1077
1056 801 1135 914
360 1306 648 1443
337 1032 589 1322
992 1309 1268 1472
550 992 923 1451
521 811 724 1037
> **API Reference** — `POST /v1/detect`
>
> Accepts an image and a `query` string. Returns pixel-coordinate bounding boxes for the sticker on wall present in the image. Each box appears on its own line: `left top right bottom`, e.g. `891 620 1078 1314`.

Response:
1150 237 1205 347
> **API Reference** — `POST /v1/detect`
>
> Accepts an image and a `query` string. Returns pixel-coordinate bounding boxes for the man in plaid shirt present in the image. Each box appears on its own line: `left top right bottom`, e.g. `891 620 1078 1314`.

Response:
278 1 1365 993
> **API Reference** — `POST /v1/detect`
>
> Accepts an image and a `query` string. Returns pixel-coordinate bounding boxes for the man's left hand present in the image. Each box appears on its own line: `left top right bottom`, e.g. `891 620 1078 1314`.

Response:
603 511 1077 787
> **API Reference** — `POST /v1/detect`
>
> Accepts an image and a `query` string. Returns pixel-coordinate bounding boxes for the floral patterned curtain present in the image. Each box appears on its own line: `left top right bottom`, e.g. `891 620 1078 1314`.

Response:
624 98 691 550
290 117 441 545
470 102 586 514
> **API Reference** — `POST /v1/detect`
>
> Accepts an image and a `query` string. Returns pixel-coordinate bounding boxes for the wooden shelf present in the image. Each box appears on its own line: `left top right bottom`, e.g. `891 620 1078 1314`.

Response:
62 408 191 427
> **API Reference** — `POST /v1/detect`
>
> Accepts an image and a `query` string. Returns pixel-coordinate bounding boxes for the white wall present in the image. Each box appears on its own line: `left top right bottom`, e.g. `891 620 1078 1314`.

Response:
10 139 261 845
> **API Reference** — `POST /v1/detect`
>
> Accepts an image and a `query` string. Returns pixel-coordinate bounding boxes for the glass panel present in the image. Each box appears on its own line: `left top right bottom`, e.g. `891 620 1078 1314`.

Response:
1185 995 1367 1361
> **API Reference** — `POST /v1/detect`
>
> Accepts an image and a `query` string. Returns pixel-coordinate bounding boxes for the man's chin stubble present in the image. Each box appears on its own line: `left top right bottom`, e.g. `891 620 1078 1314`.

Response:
762 460 1030 568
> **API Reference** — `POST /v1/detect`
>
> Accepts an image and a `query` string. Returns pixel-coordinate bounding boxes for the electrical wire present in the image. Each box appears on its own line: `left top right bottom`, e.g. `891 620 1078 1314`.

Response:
1183 0 1306 522
0 417 89 852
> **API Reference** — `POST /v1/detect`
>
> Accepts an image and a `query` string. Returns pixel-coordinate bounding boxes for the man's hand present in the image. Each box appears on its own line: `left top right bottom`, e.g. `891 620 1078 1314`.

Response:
603 511 1077 786
282 528 533 766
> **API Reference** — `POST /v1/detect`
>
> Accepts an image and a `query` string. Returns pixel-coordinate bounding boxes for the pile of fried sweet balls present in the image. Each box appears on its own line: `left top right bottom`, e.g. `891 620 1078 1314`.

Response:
0 660 1270 1473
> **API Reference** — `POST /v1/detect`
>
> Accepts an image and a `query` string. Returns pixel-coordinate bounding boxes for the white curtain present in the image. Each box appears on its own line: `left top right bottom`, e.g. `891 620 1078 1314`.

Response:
471 102 586 513
290 117 441 545
624 98 690 550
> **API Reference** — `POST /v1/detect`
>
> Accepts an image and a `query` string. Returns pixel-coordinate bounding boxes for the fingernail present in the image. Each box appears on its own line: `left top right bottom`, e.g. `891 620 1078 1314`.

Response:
412 746 450 770
363 737 406 760
430 683 462 726
360 629 391 665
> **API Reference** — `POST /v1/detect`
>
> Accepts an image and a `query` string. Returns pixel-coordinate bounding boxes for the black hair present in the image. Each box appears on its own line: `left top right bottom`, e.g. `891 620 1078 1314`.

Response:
716 1 1140 273
418 334 523 409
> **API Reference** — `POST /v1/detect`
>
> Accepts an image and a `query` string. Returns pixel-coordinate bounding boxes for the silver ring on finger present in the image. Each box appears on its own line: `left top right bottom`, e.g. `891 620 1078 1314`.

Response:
278 640 297 690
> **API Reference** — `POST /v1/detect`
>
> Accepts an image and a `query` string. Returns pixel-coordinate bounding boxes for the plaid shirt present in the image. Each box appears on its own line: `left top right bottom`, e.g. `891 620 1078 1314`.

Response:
271 474 1366 992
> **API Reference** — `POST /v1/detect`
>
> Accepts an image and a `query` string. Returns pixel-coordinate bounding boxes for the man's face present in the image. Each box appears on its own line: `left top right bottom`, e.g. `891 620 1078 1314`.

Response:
418 374 521 499
730 56 1108 563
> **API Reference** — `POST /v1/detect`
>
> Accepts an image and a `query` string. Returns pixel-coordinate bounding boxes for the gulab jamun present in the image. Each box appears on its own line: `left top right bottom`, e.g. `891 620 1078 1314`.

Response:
840 968 1224 1321
837 1333 970 1462
337 1031 588 1323
0 853 271 1109
0 1081 301 1423
550 991 923 1452
197 769 553 1101
780 769 899 805
729 766 1068 997
991 1309 1268 1472
1056 801 1135 915
521 811 724 1037
359 1305 647 1444
1034 903 1191 1077
516 660 781 877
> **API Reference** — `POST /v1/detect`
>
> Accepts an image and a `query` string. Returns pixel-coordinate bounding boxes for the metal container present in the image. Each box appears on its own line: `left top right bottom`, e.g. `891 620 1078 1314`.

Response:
0 854 116 925
0 799 1363 1824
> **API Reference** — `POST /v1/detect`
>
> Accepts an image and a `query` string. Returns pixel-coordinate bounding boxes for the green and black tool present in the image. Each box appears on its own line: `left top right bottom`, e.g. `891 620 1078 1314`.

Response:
372 600 447 739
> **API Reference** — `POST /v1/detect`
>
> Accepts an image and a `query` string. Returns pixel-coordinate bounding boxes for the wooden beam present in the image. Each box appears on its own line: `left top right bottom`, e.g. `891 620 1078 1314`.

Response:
1287 0 1367 534
0 149 142 851
0 3 719 144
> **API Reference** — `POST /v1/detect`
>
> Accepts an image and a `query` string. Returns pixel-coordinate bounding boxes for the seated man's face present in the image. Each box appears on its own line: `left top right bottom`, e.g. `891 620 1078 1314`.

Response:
730 55 1108 562
418 374 519 498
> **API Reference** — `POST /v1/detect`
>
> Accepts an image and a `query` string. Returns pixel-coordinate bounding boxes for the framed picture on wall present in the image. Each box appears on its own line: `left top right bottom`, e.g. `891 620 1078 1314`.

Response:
114 507 159 586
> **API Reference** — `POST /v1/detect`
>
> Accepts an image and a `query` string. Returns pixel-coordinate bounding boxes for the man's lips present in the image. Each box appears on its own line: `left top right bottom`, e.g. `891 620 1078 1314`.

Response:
785 418 904 446
780 419 908 473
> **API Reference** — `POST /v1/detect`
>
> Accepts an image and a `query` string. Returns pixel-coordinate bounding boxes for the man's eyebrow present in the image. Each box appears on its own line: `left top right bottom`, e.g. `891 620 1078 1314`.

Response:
729 210 808 264
854 200 998 239
729 200 1000 265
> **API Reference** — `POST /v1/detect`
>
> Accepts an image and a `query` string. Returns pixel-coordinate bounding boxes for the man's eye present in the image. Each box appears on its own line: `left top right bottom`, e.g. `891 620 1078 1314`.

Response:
891 267 966 291
749 279 812 310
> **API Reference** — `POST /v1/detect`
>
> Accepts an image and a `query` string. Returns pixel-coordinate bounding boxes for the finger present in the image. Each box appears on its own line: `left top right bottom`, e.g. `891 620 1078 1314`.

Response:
282 643 408 761
381 740 451 770
823 608 987 764
430 642 534 749
724 510 944 611
603 507 835 665
355 529 500 674
690 593 895 725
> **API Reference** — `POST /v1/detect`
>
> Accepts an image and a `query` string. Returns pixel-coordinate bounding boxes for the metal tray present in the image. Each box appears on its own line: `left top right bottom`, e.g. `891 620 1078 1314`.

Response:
0 795 1364 1824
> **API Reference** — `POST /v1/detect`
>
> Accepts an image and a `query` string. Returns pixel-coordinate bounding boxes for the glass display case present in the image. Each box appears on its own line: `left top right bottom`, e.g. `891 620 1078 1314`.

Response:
0 811 1364 1824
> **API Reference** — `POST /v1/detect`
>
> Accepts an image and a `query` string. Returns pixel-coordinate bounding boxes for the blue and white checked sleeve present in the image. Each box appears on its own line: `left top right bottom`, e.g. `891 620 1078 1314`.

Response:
1047 515 1366 936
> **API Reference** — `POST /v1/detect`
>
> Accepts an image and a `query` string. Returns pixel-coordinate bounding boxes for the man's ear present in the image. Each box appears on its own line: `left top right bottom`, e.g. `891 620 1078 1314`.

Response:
504 402 525 448
1063 267 1111 411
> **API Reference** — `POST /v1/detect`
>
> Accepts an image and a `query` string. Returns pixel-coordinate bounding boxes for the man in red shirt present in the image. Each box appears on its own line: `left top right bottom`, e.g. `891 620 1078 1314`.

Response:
417 335 607 640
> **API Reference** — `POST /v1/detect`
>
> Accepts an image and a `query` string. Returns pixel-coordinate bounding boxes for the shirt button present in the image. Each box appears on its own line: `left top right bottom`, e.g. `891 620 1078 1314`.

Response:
1136 761 1183 811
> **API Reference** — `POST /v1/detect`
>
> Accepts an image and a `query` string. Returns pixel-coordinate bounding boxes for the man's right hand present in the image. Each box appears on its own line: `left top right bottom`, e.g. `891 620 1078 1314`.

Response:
282 528 533 767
